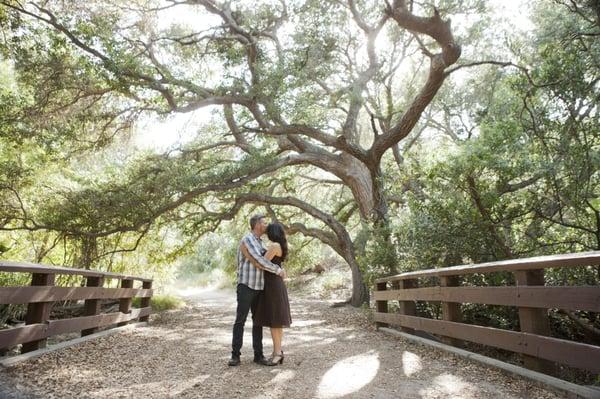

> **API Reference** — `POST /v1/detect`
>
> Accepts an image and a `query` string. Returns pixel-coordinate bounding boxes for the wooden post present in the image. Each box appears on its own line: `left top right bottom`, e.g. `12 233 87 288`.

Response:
22 273 55 353
139 281 152 322
398 279 418 333
514 269 555 374
82 276 104 336
440 275 463 347
375 281 388 329
118 279 133 327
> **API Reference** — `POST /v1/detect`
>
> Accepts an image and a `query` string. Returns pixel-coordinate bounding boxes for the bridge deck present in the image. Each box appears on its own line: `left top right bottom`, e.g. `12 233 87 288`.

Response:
0 289 562 399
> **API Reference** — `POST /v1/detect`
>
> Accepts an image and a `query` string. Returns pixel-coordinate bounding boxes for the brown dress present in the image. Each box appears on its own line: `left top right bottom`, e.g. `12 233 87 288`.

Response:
255 255 292 328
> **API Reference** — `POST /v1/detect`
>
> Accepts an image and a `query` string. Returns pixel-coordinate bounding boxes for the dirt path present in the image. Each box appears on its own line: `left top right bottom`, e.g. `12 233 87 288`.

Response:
0 287 560 398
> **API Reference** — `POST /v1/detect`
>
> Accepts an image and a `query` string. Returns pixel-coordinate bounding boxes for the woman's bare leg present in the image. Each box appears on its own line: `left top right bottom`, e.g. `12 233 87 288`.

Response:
271 327 283 355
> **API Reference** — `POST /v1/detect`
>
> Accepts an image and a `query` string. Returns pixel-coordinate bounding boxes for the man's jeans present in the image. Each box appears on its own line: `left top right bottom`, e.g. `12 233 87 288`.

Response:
231 283 263 358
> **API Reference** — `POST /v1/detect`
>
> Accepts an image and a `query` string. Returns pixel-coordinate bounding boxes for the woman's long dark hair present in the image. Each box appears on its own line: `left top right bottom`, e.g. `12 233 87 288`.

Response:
267 222 288 261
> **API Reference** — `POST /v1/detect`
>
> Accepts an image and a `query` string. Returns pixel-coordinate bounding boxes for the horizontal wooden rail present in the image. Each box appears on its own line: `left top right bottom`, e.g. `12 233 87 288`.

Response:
0 308 151 349
0 260 153 355
376 251 600 283
0 261 152 282
373 286 600 312
0 287 153 305
374 312 600 373
48 308 152 336
374 250 600 376
0 324 47 350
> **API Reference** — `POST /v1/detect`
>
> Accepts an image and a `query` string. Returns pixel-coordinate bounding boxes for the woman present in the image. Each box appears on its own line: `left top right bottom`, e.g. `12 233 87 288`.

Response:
245 222 292 366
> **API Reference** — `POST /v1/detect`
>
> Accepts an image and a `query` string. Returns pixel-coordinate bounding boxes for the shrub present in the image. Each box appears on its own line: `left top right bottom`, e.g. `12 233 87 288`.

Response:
133 295 184 312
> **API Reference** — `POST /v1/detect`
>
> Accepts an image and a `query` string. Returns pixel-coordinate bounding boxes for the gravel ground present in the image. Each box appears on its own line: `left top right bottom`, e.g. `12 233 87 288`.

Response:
0 287 562 399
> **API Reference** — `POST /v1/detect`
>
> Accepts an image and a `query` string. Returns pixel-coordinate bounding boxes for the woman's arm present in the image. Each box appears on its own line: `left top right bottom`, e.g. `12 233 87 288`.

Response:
264 242 282 261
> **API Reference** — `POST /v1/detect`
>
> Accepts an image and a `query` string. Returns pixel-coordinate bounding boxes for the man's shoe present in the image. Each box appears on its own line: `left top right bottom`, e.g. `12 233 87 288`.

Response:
228 356 241 366
253 355 270 366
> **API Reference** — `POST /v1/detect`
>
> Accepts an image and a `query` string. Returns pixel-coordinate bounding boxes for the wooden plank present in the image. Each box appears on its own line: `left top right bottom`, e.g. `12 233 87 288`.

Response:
0 262 103 278
0 261 153 282
0 324 47 350
139 281 152 322
375 282 388 329
48 312 119 336
372 286 600 312
441 276 462 347
118 279 134 327
131 307 151 319
0 287 154 304
22 273 54 353
82 277 104 337
47 307 151 336
398 279 417 333
0 308 152 349
375 251 600 283
373 312 600 373
514 286 600 311
515 269 554 374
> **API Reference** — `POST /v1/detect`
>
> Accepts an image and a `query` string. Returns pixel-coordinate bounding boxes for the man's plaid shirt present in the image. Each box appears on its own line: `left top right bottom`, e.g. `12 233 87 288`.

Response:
237 232 282 290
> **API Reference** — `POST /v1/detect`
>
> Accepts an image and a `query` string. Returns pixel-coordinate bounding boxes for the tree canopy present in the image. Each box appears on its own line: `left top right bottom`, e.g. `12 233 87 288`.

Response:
0 0 598 310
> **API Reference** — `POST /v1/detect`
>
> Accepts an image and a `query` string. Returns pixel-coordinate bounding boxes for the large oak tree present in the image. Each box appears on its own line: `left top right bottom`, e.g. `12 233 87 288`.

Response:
0 0 473 305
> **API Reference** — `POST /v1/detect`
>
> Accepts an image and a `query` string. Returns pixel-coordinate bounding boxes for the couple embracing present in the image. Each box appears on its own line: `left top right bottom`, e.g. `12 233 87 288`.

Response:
228 214 292 367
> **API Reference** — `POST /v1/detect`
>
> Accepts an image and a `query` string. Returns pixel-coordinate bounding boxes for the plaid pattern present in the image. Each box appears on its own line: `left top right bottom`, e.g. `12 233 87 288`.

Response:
237 233 281 290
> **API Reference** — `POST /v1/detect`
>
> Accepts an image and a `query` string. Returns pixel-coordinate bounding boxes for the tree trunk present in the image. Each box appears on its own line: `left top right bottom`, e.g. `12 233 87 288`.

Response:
341 154 375 220
370 167 399 275
74 236 98 270
337 163 398 304
350 261 369 306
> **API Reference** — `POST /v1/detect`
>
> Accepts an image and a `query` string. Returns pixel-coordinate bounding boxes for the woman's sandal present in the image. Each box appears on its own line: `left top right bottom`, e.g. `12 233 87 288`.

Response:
266 351 284 366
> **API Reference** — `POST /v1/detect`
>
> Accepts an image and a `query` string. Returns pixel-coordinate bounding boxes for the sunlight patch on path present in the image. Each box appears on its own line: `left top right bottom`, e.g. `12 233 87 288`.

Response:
402 350 422 377
316 350 379 399
268 369 295 386
290 319 326 327
250 370 297 399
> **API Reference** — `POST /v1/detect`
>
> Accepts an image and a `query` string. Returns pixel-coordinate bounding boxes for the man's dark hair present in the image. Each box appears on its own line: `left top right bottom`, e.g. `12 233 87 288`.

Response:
249 214 266 230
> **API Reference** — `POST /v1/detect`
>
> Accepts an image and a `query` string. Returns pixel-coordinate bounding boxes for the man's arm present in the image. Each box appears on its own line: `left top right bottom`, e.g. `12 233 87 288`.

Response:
242 235 283 275
242 243 287 279
240 243 265 271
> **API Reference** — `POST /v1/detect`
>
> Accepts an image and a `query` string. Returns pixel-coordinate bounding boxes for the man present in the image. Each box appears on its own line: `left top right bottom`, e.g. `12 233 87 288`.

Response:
229 214 286 366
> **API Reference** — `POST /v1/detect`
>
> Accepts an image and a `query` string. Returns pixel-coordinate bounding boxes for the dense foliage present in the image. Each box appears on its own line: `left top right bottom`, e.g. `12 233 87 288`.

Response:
0 0 598 348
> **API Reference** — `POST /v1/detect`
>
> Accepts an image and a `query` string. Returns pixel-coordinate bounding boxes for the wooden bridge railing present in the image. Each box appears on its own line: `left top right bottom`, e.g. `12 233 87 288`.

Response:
374 251 600 375
0 261 153 354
